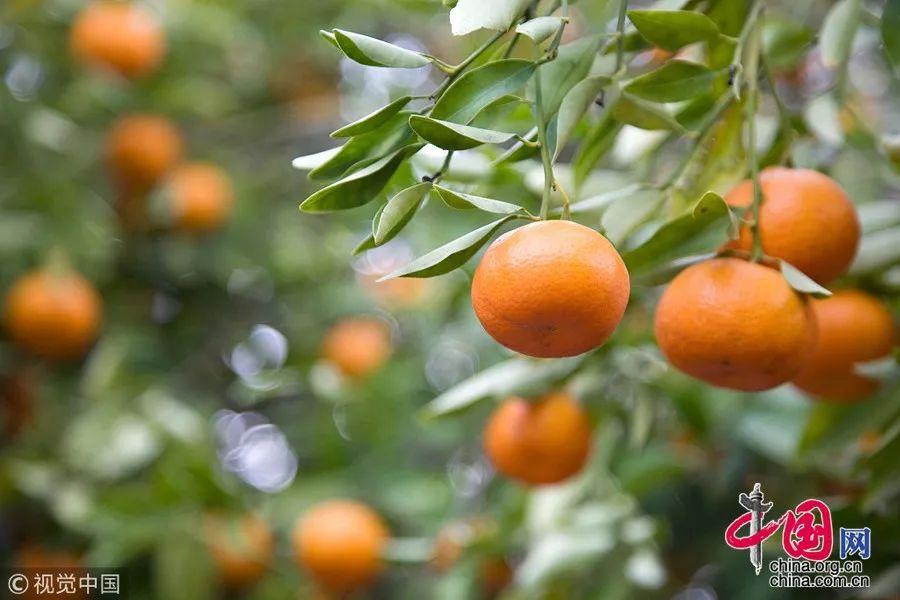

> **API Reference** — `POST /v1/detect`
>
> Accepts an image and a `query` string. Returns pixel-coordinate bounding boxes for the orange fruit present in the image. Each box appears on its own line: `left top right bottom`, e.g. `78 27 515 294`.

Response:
69 2 165 78
203 512 275 589
483 391 592 485
480 557 513 598
166 163 234 233
105 114 183 193
4 269 102 361
724 167 860 284
471 220 629 358
321 317 391 379
292 500 389 594
654 258 815 391
792 290 896 402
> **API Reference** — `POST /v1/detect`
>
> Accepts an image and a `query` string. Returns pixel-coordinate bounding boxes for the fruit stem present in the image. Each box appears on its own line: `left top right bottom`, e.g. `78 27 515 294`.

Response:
743 3 764 262
614 0 629 72
534 69 554 220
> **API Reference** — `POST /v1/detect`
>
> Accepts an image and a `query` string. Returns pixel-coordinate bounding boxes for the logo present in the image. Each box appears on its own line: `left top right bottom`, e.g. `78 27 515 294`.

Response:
724 483 871 589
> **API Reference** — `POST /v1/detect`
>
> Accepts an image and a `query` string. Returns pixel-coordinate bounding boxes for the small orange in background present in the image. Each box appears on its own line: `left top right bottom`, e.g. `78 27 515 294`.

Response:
292 499 389 594
166 163 234 233
69 2 165 79
484 391 593 486
792 290 896 402
321 317 392 379
4 268 102 361
105 114 183 193
472 220 630 358
724 167 860 285
203 512 275 590
654 258 815 391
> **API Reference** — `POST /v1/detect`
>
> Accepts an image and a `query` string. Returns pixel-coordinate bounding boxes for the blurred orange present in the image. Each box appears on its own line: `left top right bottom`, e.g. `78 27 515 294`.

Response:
105 114 183 194
321 317 392 379
203 512 275 589
166 163 235 233
69 2 166 79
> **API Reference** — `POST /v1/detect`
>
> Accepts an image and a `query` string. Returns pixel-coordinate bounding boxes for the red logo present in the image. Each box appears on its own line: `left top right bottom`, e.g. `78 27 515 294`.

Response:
725 483 833 573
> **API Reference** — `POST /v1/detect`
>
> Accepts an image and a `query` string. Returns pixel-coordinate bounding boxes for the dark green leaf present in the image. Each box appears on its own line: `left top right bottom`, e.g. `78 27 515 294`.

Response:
300 144 422 212
624 61 719 102
884 0 900 67
309 111 413 180
613 94 685 131
432 185 523 214
431 59 536 124
819 0 861 68
537 35 603 120
408 115 517 150
601 188 664 245
780 261 832 297
553 75 612 162
763 18 814 70
332 29 432 68
319 29 340 50
374 182 432 244
515 16 565 44
381 216 519 279
628 10 720 52
622 191 734 278
423 356 584 418
331 96 414 138
573 112 623 185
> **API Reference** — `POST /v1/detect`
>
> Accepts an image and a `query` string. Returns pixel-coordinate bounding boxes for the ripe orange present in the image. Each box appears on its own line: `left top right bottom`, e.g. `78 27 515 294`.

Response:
69 2 165 79
203 512 275 589
166 163 235 233
792 290 896 402
654 258 815 391
724 167 860 284
321 317 392 379
4 269 102 361
292 500 389 594
471 220 630 358
105 114 183 193
483 391 592 485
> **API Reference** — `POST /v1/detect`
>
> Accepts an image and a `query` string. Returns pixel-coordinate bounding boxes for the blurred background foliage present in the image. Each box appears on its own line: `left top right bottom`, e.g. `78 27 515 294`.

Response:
0 0 898 598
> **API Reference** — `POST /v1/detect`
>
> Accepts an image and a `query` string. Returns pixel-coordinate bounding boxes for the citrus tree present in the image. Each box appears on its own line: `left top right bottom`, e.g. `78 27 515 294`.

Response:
1 0 899 598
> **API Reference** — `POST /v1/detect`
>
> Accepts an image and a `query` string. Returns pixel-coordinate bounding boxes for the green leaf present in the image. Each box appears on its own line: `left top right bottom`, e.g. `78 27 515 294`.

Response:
374 182 432 244
628 10 720 52
568 183 649 215
884 0 900 67
381 216 519 279
624 61 718 103
573 112 623 185
537 35 603 120
763 18 815 70
309 111 413 180
553 75 612 162
622 191 734 278
408 115 517 150
432 185 523 214
780 261 832 297
449 0 531 36
493 127 540 164
353 233 377 255
431 59 536 124
332 29 432 68
292 147 341 171
515 16 565 44
422 356 584 418
331 96 414 138
319 29 340 50
601 188 665 245
819 0 861 68
613 94 685 131
300 144 422 212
